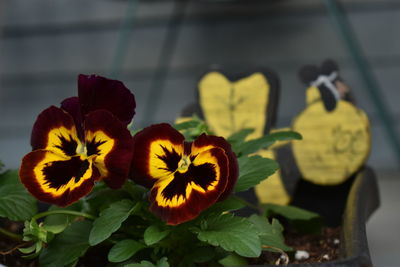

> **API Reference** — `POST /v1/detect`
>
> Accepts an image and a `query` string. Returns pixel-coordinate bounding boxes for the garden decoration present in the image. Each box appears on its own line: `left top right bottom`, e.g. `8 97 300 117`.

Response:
0 74 307 266
194 70 293 205
299 59 355 111
176 64 379 266
285 60 373 228
293 59 371 185
197 71 279 139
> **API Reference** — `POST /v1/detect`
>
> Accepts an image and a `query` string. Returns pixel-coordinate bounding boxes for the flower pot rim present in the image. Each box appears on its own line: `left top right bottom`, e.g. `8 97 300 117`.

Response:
250 166 380 267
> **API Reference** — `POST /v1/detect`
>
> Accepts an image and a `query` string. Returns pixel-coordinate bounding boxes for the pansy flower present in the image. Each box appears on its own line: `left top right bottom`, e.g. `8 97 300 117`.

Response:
20 75 135 206
130 123 238 225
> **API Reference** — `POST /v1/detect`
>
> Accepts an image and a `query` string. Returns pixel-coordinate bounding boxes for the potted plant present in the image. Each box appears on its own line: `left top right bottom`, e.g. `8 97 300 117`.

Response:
0 68 379 266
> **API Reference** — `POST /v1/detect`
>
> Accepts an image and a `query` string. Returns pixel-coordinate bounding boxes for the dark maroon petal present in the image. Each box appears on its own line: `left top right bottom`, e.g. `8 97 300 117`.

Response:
31 106 77 151
78 74 136 125
84 110 134 189
60 96 85 140
20 150 100 207
129 123 185 188
193 133 238 201
150 189 206 225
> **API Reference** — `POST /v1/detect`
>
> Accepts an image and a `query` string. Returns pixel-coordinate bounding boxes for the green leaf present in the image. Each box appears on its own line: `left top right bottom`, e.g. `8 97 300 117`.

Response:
235 131 302 156
174 116 212 140
40 220 92 267
65 260 79 267
218 253 248 266
182 246 219 264
43 214 70 234
270 130 302 140
43 219 69 235
0 183 38 221
42 204 84 234
263 204 322 233
0 169 38 221
125 261 155 267
20 241 44 259
0 169 20 186
86 188 132 213
21 248 41 259
248 215 292 251
193 214 261 258
264 203 319 221
144 225 171 246
23 220 40 242
20 240 43 259
36 240 44 250
124 259 169 267
235 156 279 192
125 258 169 267
203 197 246 216
130 128 142 136
89 199 138 246
18 244 37 254
22 228 52 247
123 180 148 199
156 257 170 267
108 239 145 262
174 120 201 131
228 128 254 153
228 128 254 143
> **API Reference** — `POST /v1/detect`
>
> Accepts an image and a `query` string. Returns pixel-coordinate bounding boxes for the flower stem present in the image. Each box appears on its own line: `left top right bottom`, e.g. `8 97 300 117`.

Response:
0 227 22 241
32 210 96 221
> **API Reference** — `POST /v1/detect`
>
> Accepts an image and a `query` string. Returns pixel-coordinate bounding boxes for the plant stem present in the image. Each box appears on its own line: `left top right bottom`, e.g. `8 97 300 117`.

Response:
32 210 96 221
0 227 22 241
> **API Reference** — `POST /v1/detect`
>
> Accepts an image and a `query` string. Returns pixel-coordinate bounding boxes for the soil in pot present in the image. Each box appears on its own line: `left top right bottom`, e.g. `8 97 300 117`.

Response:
249 227 341 265
0 220 35 267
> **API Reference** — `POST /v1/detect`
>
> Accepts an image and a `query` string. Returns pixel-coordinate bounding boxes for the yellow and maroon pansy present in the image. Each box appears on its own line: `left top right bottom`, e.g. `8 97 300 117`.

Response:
130 123 238 225
20 74 135 206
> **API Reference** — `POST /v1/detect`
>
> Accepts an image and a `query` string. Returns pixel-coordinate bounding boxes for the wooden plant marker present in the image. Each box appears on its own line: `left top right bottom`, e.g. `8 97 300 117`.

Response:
197 70 290 205
198 71 270 140
294 60 371 185
292 101 370 185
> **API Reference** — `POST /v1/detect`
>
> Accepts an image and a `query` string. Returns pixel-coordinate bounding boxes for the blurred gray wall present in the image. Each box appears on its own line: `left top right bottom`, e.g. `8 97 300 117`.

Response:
1 0 399 170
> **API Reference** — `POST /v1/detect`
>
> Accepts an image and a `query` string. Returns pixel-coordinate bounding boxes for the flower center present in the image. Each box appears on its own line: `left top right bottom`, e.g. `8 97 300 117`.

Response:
76 142 86 156
73 138 107 159
177 156 191 172
74 143 92 161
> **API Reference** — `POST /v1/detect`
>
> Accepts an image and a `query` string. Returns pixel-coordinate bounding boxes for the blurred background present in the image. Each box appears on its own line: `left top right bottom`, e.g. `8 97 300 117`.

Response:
0 0 399 266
